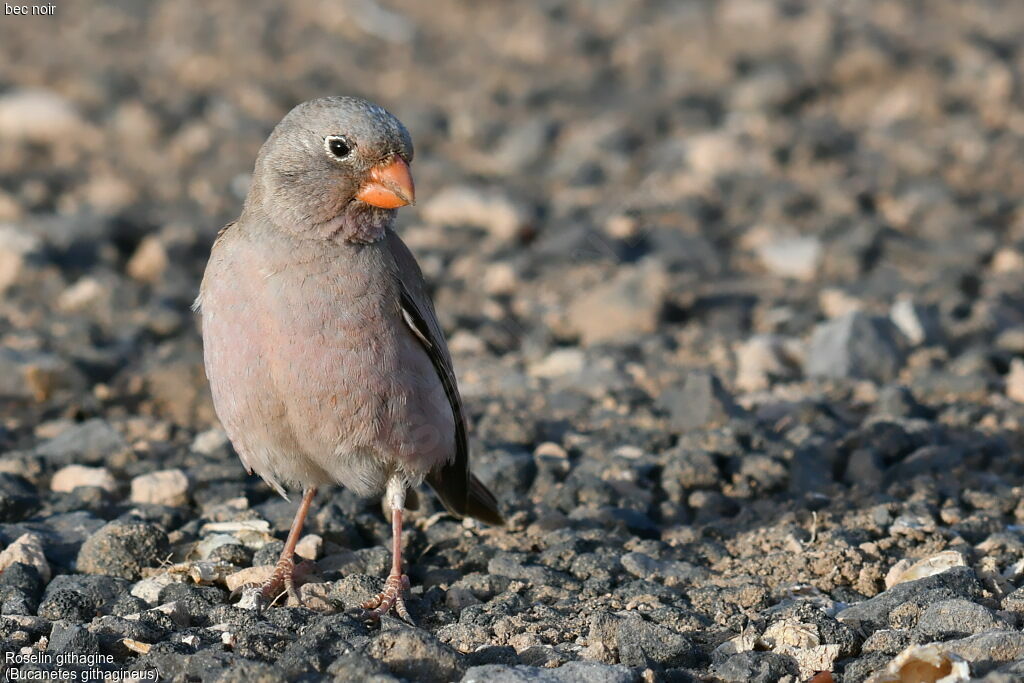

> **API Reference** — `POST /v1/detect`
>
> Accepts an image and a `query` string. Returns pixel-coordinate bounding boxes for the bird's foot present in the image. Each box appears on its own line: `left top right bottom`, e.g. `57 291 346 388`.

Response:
236 557 318 613
359 573 412 624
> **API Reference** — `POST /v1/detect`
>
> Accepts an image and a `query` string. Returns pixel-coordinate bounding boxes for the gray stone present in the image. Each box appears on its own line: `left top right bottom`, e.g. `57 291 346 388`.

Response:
567 261 668 346
713 651 800 683
916 598 1005 639
47 621 101 655
806 312 907 382
944 630 1024 665
0 349 86 401
35 419 128 467
462 661 638 683
615 614 697 668
369 626 466 682
0 474 40 523
660 371 744 432
836 566 982 632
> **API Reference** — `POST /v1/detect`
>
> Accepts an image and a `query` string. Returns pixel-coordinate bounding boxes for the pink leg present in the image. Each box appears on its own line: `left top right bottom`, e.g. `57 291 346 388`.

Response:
258 487 317 608
360 507 412 623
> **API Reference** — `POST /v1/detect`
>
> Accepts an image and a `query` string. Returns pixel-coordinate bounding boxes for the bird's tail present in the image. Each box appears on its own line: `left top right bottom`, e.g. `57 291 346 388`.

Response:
427 471 505 526
464 473 505 525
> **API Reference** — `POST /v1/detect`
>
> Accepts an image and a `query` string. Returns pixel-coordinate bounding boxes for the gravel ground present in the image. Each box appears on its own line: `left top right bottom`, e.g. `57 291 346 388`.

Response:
3 1 1024 681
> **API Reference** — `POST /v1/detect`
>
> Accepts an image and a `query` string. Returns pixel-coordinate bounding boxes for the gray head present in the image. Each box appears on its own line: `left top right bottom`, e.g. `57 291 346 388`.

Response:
245 96 415 243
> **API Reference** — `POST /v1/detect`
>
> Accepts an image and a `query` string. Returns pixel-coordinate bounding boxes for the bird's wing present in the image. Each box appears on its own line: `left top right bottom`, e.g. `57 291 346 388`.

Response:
193 221 237 313
386 229 504 524
385 228 470 511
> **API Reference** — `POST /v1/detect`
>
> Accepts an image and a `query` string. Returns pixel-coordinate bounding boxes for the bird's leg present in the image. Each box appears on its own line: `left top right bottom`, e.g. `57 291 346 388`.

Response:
361 484 412 623
257 486 317 608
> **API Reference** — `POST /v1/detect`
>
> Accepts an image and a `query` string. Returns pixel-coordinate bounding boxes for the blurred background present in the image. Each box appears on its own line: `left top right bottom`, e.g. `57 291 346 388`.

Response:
2 1 1023 421
3 1 1024 680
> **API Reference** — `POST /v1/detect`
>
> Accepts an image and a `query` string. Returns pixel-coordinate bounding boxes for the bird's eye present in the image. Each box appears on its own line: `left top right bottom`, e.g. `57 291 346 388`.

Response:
325 135 353 159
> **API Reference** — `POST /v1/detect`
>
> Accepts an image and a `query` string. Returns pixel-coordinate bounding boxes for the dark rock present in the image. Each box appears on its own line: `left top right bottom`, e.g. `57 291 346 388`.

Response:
836 566 982 632
889 446 965 479
873 385 931 419
90 614 170 655
713 651 799 683
473 448 537 501
369 626 466 682
42 574 130 612
1 588 35 615
841 652 892 683
845 448 885 487
944 631 1024 673
48 621 101 655
37 589 96 622
276 613 368 676
110 595 149 617
211 661 288 683
0 474 41 522
620 552 708 586
156 583 227 624
252 540 285 568
615 614 697 668
0 562 44 615
0 562 44 600
662 449 722 502
1001 586 1024 617
135 645 256 680
326 652 400 681
76 521 169 579
488 552 568 586
461 661 638 682
861 627 911 655
466 645 519 667
916 599 1006 639
233 621 294 662
34 419 127 467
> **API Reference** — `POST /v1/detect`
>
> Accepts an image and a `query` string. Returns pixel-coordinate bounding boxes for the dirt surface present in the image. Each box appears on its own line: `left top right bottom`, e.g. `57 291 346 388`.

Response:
3 1 1024 681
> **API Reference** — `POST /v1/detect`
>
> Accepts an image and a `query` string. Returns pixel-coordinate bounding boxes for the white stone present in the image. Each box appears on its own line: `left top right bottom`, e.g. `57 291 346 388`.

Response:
0 225 42 293
528 348 585 379
127 235 168 282
191 428 228 455
51 465 117 494
131 574 180 604
735 334 801 392
885 551 968 589
0 89 86 144
757 235 822 281
1007 358 1024 404
56 277 106 312
0 533 50 582
131 469 189 507
295 534 323 561
421 185 525 241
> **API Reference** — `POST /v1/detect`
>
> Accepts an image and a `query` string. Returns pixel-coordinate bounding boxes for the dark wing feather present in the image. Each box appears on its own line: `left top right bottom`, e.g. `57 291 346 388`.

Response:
386 229 503 525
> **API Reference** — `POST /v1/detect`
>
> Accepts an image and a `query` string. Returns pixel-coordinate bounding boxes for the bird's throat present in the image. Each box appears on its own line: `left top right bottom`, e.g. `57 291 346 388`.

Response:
317 202 396 244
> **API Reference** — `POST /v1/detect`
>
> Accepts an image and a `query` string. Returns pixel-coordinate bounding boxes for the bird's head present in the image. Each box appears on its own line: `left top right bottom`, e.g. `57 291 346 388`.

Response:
247 96 415 243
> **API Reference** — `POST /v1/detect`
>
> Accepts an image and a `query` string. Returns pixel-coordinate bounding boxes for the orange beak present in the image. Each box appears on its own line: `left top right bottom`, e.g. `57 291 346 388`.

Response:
355 156 415 209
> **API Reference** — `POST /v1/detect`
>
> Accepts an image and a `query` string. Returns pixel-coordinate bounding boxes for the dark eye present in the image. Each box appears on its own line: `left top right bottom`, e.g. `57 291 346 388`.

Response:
325 135 352 159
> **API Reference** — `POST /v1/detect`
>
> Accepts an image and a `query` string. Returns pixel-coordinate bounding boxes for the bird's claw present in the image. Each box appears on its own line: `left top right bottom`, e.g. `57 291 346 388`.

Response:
358 573 413 624
232 557 318 613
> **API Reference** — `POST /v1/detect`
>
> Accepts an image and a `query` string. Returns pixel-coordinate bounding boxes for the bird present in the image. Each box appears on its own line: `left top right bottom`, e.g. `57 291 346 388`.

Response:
195 96 504 621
